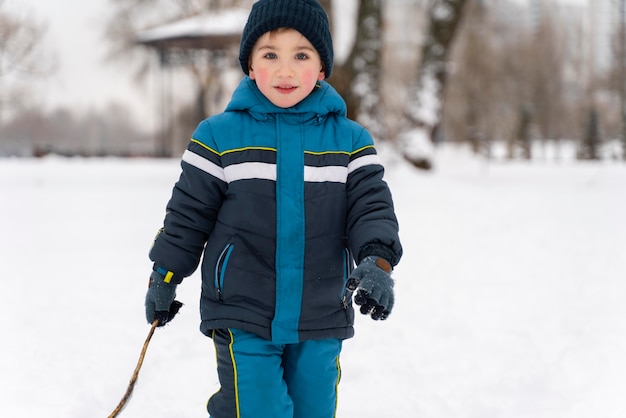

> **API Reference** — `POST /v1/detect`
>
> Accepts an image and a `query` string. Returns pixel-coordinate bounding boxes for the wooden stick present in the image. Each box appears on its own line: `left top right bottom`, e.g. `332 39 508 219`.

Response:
108 320 159 418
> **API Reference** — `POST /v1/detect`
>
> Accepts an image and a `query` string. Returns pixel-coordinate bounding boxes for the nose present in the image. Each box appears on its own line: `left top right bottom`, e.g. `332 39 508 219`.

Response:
276 60 294 77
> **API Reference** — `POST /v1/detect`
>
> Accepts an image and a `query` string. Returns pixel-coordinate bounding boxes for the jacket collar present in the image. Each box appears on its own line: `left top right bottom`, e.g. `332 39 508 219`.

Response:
225 77 347 123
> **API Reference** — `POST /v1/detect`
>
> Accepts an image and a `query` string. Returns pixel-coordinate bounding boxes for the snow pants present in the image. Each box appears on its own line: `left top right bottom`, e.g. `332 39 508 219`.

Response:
207 328 343 418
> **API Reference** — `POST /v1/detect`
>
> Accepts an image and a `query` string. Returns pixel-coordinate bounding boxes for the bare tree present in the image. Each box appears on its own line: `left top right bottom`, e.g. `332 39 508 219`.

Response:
0 104 151 157
105 0 214 65
529 7 568 142
443 0 504 155
577 107 601 160
616 0 626 161
0 1 53 121
400 0 469 169
434 0 594 162
350 0 384 139
330 0 384 139
104 0 215 91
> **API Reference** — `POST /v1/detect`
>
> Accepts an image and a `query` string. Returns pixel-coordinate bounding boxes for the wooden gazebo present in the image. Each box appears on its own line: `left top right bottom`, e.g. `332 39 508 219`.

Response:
135 8 248 156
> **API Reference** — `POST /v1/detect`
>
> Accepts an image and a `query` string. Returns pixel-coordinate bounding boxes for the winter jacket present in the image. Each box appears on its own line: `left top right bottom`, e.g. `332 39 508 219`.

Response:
149 76 402 344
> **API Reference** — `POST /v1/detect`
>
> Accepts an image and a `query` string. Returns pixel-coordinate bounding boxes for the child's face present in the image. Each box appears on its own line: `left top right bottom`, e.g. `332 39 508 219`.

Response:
249 28 325 108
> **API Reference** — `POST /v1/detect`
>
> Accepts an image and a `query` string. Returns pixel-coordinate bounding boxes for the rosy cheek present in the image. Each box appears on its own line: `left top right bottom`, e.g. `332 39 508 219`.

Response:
251 68 270 82
301 70 319 85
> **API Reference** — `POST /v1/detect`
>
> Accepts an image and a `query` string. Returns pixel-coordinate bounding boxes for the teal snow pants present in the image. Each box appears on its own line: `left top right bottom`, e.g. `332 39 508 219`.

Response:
207 328 343 418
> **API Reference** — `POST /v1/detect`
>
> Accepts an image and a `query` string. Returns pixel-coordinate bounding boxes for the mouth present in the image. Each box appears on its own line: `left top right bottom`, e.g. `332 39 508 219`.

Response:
274 84 298 94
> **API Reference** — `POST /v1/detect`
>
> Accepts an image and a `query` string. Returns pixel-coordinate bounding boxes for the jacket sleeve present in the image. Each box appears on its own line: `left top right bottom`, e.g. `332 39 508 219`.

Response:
346 129 402 267
149 120 227 280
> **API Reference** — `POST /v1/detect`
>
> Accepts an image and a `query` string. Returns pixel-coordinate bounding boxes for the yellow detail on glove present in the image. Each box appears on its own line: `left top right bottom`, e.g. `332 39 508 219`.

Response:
163 270 175 284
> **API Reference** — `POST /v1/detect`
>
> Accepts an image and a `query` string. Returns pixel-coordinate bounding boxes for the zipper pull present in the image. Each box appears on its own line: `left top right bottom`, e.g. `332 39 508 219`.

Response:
341 295 349 309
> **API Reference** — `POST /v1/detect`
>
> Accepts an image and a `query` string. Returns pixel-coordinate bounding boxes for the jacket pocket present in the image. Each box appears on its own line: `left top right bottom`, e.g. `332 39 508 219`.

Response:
214 242 235 301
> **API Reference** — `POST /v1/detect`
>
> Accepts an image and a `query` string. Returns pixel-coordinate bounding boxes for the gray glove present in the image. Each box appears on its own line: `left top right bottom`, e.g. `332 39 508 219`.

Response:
347 256 394 320
145 270 182 327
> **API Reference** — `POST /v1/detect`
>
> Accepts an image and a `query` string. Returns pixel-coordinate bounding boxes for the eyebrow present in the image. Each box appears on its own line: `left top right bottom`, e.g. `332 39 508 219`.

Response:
255 45 316 53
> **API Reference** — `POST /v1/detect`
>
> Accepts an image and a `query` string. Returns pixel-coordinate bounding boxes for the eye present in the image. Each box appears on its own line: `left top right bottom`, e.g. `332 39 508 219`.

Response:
263 52 278 60
295 52 309 60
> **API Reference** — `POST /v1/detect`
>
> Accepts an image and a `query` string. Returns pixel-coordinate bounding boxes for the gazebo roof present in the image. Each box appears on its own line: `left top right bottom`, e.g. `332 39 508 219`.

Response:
136 8 248 50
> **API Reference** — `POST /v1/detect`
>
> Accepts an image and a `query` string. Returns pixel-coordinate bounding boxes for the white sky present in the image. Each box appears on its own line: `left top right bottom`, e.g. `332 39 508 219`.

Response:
12 0 156 125
11 0 589 126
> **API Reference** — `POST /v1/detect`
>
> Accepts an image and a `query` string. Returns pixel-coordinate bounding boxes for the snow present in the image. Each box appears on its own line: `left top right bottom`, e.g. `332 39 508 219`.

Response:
2 144 626 417
135 8 249 43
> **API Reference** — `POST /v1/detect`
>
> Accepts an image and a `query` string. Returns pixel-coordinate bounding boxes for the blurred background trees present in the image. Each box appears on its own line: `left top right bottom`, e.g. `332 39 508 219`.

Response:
1 0 624 163
0 0 53 122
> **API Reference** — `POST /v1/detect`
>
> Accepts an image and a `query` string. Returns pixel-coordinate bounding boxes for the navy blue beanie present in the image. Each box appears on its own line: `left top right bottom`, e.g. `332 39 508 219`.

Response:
239 0 334 78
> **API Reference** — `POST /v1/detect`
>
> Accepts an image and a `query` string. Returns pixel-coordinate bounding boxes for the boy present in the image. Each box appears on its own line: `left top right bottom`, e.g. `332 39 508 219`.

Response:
144 0 402 417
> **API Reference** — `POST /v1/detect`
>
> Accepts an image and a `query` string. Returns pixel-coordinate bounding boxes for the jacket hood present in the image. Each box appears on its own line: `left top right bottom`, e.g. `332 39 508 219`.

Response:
225 77 347 121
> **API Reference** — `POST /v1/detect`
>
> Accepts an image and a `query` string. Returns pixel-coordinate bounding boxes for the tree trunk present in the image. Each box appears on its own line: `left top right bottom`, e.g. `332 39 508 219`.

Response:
326 0 383 139
345 0 384 138
401 0 469 169
618 0 626 161
578 108 601 161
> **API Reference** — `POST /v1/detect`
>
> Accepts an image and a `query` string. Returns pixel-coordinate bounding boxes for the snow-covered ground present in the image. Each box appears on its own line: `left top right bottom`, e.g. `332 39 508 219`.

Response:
1 144 625 418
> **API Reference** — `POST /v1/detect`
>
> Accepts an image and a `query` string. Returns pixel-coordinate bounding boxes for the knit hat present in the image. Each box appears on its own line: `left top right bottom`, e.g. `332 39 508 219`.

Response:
239 0 334 78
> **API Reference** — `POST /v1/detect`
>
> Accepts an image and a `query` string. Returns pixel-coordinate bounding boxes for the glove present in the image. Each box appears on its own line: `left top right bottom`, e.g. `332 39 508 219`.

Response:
145 269 183 327
346 256 394 320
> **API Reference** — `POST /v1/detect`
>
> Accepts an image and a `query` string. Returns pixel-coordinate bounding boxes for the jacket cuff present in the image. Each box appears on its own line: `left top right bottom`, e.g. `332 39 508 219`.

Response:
357 244 398 267
152 263 184 285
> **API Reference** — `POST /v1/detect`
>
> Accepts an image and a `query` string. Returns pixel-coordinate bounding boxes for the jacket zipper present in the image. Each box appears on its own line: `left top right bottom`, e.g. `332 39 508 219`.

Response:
340 248 352 309
214 242 234 301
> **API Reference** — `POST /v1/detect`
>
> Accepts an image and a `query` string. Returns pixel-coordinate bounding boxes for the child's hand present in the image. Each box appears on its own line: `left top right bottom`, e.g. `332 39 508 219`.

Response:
346 256 394 320
145 270 183 327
